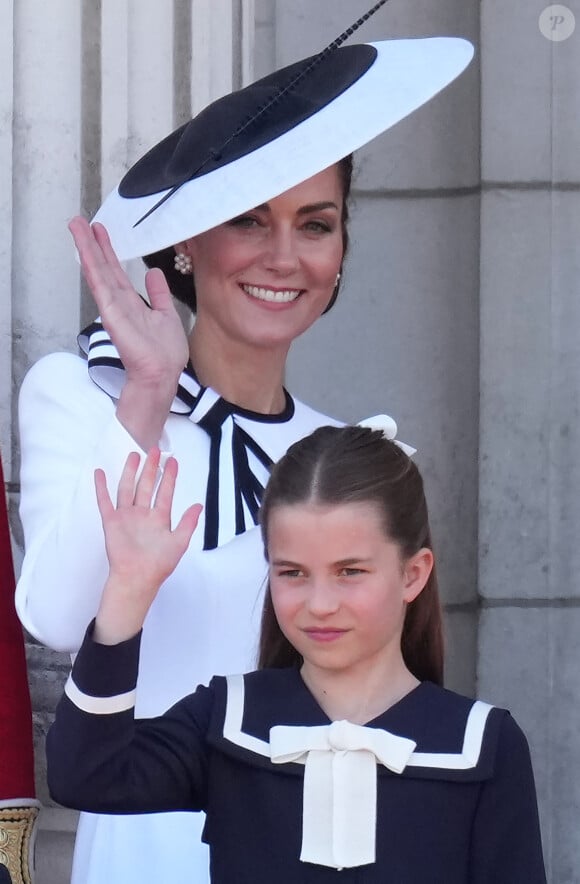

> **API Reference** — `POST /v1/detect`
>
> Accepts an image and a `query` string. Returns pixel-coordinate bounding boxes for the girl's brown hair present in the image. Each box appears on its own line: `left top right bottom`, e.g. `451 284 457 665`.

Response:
257 425 444 685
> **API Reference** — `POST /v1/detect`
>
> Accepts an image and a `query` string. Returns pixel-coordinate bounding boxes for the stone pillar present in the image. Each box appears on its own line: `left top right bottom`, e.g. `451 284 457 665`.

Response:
8 3 257 880
479 2 580 880
281 0 481 693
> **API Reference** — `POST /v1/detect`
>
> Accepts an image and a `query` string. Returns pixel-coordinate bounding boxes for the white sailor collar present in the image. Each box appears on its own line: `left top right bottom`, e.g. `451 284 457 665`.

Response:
206 668 504 784
205 670 504 870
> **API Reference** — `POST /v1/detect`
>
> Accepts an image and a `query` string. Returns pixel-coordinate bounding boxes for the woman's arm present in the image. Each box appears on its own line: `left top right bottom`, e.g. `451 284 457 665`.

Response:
16 353 150 651
16 357 200 651
17 217 191 651
469 714 547 883
68 218 189 451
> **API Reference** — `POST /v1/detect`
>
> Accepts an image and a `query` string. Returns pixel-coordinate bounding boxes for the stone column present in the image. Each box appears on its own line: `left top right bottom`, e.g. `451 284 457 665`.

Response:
479 2 580 880
8 3 257 880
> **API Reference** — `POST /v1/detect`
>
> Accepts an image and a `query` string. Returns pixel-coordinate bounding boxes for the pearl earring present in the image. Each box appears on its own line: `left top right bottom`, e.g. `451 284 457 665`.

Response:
174 253 193 275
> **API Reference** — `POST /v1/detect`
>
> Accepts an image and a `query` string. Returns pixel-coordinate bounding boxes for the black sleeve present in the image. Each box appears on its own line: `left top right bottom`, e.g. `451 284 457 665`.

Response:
46 623 213 815
469 713 547 883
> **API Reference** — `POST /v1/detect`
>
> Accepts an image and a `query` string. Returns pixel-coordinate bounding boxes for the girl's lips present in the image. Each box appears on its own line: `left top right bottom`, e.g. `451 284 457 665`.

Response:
302 628 348 643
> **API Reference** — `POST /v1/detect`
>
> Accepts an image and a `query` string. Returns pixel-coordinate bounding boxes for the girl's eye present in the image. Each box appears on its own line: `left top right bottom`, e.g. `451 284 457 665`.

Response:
339 567 364 577
276 568 303 579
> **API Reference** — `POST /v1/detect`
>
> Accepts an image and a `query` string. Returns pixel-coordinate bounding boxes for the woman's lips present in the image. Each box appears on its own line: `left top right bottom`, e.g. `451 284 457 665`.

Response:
241 283 303 303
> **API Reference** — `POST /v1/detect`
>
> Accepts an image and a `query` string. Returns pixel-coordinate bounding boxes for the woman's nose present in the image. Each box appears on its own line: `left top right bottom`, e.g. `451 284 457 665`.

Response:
263 227 300 274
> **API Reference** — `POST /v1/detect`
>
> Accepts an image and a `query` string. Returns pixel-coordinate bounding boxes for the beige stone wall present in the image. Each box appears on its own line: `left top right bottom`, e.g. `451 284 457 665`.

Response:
4 2 256 879
4 0 580 881
479 2 580 881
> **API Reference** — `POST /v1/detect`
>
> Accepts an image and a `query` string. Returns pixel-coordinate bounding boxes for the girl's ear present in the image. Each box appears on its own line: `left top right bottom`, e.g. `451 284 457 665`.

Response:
402 548 434 604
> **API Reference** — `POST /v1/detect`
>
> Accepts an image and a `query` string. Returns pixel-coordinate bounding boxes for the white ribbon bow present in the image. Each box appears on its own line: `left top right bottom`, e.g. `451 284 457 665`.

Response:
357 414 416 456
270 719 416 870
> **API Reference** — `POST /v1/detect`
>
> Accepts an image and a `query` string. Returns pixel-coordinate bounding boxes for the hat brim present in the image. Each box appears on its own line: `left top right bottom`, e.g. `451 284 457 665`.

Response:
92 37 474 261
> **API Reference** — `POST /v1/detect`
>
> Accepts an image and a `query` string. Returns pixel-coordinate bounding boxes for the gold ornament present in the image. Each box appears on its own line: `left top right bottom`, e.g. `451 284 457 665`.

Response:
0 805 39 884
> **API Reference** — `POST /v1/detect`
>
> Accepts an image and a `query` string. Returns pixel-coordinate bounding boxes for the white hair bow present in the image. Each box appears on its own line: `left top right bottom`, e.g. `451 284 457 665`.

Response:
357 414 416 456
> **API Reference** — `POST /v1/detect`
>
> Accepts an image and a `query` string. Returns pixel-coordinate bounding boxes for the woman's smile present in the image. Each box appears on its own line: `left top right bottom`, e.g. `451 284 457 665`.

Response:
183 165 344 350
241 283 303 304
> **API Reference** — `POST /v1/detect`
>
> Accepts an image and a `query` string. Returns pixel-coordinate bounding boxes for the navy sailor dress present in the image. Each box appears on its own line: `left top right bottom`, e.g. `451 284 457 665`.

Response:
47 624 547 884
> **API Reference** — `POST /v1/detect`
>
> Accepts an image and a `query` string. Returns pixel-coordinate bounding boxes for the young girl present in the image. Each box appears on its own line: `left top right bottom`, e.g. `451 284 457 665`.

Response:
46 426 546 883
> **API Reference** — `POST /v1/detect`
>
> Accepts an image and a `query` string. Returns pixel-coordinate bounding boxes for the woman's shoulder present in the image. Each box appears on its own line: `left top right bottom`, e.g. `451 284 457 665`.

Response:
287 395 343 431
20 351 114 416
21 351 91 397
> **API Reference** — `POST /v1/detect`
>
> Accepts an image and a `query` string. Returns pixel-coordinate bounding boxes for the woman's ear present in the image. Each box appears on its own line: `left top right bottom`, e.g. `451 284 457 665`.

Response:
174 241 194 276
174 241 192 257
402 548 434 604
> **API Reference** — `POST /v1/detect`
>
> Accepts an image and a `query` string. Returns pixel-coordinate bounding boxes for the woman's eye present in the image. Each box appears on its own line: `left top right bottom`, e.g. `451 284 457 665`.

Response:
339 567 364 577
277 569 302 578
303 220 332 234
228 215 259 229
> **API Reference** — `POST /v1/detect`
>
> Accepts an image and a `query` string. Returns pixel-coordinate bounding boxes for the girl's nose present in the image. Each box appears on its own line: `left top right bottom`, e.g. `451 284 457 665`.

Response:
306 579 340 617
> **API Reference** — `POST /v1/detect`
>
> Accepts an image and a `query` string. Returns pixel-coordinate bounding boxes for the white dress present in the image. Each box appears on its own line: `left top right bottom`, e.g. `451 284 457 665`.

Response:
16 345 341 884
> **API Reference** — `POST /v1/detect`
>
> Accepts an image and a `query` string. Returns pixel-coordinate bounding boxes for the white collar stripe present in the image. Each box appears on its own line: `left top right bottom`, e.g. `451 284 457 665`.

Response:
78 322 279 550
189 388 221 422
64 674 136 715
406 700 493 769
224 674 271 756
223 676 494 772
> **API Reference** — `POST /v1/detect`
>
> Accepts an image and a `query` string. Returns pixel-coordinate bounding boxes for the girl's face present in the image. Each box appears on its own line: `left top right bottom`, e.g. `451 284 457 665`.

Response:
180 165 344 350
268 501 431 682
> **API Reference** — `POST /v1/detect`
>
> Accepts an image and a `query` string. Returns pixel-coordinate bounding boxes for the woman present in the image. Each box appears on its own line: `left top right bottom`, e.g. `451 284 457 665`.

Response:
16 14 473 884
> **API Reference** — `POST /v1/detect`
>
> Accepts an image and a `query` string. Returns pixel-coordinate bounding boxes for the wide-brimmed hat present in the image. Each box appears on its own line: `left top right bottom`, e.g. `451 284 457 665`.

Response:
92 36 473 261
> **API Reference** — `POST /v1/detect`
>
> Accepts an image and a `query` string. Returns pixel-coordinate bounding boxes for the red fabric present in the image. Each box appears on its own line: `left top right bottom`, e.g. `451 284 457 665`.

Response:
0 452 35 799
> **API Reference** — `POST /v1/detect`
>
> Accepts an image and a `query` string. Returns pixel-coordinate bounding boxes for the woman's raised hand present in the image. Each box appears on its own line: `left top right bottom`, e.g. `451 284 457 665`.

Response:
69 217 190 449
93 449 202 645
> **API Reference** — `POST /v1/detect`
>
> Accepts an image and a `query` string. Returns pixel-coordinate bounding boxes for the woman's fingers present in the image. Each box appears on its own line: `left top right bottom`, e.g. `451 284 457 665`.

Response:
68 217 139 315
145 267 174 313
91 222 141 295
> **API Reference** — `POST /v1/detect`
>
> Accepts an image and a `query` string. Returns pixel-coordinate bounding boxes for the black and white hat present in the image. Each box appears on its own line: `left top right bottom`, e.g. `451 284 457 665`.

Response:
92 27 473 260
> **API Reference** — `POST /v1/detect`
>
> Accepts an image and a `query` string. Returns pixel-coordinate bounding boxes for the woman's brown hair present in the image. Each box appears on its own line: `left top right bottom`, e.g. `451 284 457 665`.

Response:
257 425 444 685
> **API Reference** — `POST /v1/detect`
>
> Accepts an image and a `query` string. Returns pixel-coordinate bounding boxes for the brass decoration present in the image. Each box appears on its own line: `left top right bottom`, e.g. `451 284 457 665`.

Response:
0 806 39 884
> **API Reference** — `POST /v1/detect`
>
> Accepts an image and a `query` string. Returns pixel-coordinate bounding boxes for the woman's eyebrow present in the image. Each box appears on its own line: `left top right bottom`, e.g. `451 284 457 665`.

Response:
251 201 339 214
297 201 339 215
